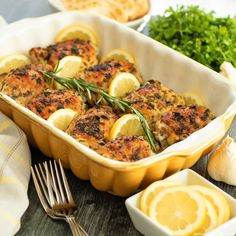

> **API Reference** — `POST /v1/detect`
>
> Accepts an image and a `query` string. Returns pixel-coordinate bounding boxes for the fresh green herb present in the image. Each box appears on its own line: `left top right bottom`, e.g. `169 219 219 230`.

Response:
148 5 236 71
43 71 157 153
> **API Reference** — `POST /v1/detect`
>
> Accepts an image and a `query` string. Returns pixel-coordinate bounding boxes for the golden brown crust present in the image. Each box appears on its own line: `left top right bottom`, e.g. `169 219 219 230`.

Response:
62 0 129 22
116 0 150 21
66 106 118 149
80 60 142 89
29 39 98 69
26 89 86 120
0 64 51 105
154 105 216 149
97 136 153 162
61 0 150 22
125 80 186 128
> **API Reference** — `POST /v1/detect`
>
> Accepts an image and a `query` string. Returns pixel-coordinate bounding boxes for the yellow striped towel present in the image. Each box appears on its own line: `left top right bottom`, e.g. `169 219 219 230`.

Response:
0 112 31 236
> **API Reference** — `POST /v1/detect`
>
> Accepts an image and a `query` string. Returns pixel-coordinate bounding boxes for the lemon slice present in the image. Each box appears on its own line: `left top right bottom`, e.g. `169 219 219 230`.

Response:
55 23 98 45
110 114 144 140
183 91 205 106
195 198 218 234
148 186 207 236
54 55 82 89
101 48 135 64
0 54 31 74
190 185 230 226
140 180 181 214
109 72 140 98
47 108 77 131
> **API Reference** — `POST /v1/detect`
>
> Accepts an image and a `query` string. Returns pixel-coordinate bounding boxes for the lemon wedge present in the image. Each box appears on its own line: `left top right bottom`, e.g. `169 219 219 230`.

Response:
101 48 135 64
55 23 98 45
47 108 77 131
54 55 82 89
109 72 140 98
110 114 144 140
148 186 207 236
190 185 230 226
140 180 181 215
0 54 31 74
183 91 205 106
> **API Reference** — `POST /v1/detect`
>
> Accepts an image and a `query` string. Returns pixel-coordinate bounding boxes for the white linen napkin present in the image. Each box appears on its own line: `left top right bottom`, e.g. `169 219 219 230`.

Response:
0 15 7 28
0 112 31 236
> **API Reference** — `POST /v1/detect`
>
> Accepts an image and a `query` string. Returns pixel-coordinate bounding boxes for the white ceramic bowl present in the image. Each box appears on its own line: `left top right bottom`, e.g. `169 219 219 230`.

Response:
125 169 236 236
48 0 150 29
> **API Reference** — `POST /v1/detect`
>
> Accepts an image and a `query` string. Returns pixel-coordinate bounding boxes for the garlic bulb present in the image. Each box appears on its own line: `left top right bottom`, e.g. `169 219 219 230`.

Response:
208 136 236 186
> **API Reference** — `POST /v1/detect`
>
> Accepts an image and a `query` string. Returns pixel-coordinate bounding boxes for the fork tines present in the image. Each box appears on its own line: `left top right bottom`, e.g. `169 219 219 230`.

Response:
31 160 89 236
31 160 75 209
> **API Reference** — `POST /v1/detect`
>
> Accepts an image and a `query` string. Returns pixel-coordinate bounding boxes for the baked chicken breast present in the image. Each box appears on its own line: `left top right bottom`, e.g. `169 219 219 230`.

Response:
29 39 98 69
26 89 85 120
124 80 185 128
154 105 215 149
97 136 153 162
80 60 142 89
66 106 118 149
0 64 51 105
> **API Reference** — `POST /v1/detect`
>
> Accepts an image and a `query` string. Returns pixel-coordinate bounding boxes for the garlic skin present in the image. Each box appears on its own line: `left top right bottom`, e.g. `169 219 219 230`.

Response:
208 136 236 186
220 61 236 83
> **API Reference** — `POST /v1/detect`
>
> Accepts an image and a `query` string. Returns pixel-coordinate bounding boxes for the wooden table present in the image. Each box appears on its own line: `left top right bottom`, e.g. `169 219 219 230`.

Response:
1 1 236 235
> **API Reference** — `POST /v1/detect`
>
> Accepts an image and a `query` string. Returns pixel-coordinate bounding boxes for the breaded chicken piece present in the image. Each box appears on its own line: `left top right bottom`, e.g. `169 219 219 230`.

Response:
29 39 98 69
66 106 118 149
0 64 51 105
154 105 215 149
80 60 142 89
124 80 185 128
26 89 85 120
0 73 5 90
97 136 153 162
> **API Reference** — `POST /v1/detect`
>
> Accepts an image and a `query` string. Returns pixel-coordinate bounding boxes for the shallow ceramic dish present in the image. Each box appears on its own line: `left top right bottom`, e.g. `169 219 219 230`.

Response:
0 11 236 197
125 169 236 236
48 0 151 29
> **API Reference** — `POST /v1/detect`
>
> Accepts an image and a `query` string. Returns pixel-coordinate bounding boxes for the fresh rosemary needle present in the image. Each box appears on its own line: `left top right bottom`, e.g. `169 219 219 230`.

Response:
43 71 157 153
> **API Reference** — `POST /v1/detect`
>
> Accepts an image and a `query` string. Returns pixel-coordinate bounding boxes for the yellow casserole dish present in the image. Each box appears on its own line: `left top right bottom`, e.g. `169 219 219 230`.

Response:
0 11 236 196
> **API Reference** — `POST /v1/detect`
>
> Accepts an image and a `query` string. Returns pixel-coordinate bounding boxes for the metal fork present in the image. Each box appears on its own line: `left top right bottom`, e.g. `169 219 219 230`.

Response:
31 160 88 236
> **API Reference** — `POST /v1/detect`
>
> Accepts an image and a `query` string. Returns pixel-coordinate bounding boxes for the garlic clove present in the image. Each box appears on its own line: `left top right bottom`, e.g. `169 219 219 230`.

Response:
220 61 236 83
208 136 236 186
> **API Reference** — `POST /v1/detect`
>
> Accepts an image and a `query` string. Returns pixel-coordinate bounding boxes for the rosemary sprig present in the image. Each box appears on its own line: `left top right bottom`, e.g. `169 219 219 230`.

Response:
43 71 157 153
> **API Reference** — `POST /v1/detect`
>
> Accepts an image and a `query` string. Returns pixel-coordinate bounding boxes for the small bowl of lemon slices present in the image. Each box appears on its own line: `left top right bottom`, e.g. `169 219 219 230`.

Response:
125 169 236 236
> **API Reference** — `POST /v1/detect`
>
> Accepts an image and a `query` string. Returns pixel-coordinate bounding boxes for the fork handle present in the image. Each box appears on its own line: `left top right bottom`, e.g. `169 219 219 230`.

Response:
66 216 88 236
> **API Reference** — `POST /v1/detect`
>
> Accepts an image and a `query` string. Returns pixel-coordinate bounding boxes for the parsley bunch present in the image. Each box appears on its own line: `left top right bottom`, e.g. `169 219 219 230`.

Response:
148 5 236 71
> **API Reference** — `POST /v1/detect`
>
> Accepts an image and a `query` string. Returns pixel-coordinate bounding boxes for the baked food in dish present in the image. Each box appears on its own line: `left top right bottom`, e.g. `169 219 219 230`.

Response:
115 0 150 21
29 39 98 69
0 23 216 162
66 106 118 150
60 0 150 22
80 60 142 89
26 89 85 120
97 136 153 162
1 12 235 196
0 64 51 105
124 80 186 127
154 105 216 149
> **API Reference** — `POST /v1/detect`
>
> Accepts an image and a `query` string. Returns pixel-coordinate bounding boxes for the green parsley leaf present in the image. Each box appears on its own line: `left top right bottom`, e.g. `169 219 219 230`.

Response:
148 5 236 71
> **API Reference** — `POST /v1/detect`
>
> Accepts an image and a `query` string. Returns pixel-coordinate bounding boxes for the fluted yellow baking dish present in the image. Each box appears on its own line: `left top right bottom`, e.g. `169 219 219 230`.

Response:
0 11 236 197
